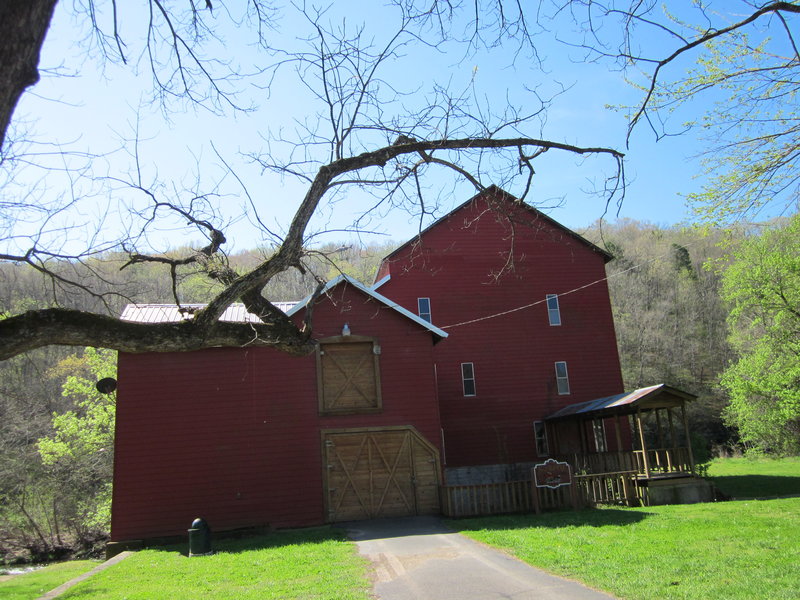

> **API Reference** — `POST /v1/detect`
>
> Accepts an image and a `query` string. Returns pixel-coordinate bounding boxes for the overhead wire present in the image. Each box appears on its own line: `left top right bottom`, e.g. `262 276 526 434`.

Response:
439 240 701 330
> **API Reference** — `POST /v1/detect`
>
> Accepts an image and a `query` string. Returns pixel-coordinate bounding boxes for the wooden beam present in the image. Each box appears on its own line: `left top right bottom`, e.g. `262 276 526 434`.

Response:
681 402 696 475
668 408 677 449
636 408 651 478
614 414 624 470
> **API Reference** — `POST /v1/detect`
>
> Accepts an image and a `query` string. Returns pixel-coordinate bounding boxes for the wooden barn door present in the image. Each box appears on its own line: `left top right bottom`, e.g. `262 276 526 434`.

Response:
322 427 441 522
317 337 381 415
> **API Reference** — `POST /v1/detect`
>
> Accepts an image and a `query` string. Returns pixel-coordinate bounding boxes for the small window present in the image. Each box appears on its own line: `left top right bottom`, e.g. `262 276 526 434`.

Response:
592 419 608 453
461 362 476 397
534 421 549 456
417 297 432 323
554 361 570 395
546 294 561 326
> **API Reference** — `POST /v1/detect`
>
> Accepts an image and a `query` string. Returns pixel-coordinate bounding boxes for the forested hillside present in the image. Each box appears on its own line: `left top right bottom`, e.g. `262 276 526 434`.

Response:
0 221 768 562
582 220 737 452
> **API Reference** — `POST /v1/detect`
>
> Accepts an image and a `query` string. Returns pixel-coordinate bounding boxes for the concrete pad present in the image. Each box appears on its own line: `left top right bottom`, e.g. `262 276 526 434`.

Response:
342 516 617 600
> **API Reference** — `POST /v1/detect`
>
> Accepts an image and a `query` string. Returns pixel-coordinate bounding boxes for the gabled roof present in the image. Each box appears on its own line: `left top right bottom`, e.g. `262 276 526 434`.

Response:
286 274 448 342
545 384 697 421
376 185 613 276
119 277 446 342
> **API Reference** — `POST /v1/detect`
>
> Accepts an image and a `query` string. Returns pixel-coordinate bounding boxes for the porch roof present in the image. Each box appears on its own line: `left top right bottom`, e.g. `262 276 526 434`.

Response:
545 384 697 421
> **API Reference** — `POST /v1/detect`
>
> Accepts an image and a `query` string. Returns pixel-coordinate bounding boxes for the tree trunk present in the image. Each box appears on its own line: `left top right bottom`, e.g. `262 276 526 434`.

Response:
0 0 58 151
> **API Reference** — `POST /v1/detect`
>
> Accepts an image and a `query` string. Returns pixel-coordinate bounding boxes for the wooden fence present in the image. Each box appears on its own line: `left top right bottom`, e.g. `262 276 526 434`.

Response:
440 471 639 518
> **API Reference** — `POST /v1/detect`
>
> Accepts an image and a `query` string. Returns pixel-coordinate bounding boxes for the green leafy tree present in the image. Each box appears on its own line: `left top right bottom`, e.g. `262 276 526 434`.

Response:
721 215 800 454
38 348 117 533
543 1 800 223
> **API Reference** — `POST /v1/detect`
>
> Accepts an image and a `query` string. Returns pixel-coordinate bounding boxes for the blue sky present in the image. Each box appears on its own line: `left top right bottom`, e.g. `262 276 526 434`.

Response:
9 1 731 256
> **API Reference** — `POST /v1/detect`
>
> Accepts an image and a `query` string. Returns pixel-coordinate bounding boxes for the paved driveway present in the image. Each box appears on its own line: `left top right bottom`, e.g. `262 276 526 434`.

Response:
342 516 617 600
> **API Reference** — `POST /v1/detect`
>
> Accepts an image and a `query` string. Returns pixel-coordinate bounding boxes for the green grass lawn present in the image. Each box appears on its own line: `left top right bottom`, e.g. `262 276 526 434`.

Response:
705 456 800 498
56 527 372 600
453 497 800 600
6 458 799 600
0 560 99 600
2 527 371 600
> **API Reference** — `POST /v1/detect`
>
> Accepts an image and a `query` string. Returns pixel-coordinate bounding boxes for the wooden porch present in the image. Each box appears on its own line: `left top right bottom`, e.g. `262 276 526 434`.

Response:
439 385 708 518
546 383 699 480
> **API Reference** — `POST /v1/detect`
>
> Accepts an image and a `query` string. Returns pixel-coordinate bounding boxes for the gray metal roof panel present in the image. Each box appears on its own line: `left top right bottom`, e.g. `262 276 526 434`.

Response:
120 301 299 323
545 384 695 420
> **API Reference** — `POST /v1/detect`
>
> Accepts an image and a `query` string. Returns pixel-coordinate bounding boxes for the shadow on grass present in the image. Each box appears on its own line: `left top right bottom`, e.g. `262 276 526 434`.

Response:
707 474 800 499
142 525 350 557
449 507 652 532
132 509 655 556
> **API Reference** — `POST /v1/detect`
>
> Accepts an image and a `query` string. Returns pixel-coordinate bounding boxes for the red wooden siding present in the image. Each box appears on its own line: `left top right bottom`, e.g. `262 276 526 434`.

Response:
112 186 630 541
376 188 626 468
111 282 441 541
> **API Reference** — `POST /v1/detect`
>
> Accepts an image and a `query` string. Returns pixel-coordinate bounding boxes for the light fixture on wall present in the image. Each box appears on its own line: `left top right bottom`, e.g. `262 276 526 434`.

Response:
342 323 351 336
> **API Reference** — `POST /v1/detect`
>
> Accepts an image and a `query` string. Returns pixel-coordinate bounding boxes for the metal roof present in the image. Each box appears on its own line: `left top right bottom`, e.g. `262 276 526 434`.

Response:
545 384 697 421
119 276 447 341
121 302 298 323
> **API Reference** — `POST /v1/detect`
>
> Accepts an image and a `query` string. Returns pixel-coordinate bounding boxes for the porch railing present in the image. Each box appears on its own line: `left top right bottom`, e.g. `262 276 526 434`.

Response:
574 470 639 506
556 452 637 474
556 448 693 477
633 447 693 474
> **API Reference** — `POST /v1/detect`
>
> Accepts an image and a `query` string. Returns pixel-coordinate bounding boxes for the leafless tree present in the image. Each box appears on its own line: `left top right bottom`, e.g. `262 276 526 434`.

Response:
0 1 625 361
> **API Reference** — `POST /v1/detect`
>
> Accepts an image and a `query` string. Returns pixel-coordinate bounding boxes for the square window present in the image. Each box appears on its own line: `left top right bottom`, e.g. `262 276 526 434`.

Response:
461 362 476 397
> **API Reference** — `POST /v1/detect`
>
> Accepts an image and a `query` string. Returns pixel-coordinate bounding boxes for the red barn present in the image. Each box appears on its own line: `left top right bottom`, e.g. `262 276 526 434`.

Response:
110 186 638 546
112 277 446 543
373 186 626 483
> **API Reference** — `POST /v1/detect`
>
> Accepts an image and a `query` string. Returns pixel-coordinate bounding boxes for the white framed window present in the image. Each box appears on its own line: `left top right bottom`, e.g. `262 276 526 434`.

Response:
592 419 608 453
554 361 570 395
534 421 549 456
546 294 561 326
417 297 432 323
461 362 476 397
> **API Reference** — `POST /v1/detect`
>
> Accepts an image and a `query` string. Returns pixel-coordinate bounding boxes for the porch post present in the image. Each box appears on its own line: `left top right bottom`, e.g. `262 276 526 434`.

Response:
667 407 678 472
614 414 624 470
655 409 667 471
636 408 651 478
680 402 696 475
668 408 677 449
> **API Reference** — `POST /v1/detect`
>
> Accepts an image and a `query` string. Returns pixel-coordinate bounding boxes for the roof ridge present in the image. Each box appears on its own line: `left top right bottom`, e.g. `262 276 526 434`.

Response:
374 186 613 279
